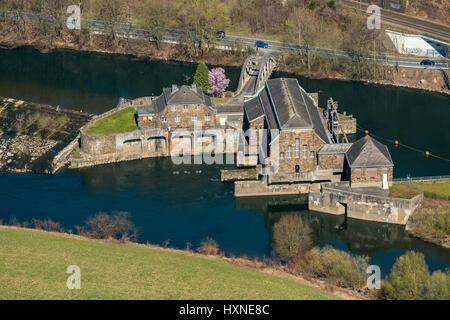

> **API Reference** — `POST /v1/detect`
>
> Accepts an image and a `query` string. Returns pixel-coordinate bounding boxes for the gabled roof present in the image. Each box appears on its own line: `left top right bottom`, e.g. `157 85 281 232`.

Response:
345 135 394 168
163 85 213 106
243 96 264 122
318 143 352 155
265 78 330 143
137 84 214 116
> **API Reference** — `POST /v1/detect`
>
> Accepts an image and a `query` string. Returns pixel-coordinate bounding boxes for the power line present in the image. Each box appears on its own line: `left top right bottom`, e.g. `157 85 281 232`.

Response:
355 124 450 163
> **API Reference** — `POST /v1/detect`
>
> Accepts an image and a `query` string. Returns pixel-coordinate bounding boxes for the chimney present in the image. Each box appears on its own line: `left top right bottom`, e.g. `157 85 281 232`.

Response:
172 84 178 93
191 83 197 92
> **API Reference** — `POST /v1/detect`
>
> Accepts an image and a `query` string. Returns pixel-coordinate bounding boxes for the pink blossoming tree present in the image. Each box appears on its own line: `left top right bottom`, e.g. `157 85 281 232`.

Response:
208 67 230 97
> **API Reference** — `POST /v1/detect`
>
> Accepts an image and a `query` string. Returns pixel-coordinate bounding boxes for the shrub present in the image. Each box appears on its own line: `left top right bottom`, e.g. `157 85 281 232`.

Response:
82 212 137 241
382 251 430 300
409 207 450 243
32 219 63 232
423 270 450 300
272 214 313 261
197 237 219 255
300 246 369 289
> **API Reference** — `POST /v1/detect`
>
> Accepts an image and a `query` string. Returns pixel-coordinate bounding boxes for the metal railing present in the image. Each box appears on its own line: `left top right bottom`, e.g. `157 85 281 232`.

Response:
393 175 450 182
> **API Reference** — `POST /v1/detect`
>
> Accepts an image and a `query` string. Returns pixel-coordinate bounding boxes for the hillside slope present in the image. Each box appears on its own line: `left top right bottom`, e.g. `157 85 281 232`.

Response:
0 227 339 300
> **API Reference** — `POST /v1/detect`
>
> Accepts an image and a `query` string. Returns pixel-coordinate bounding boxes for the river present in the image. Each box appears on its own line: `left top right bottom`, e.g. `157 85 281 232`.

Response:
0 47 449 278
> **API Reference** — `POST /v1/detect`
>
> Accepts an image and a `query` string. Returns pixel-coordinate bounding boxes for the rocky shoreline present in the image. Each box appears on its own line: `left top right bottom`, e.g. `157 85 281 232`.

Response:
0 97 92 174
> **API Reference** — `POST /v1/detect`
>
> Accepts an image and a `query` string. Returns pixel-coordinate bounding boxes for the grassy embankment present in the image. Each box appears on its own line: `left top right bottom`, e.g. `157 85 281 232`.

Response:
390 181 450 247
0 227 339 300
84 107 137 135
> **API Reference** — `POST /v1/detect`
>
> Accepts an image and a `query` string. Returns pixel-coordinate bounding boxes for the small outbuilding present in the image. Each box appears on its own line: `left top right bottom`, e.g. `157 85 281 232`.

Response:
344 135 394 188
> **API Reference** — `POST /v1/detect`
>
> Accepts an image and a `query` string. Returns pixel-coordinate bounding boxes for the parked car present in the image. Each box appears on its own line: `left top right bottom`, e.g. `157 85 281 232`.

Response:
255 41 269 48
420 59 436 66
216 31 226 39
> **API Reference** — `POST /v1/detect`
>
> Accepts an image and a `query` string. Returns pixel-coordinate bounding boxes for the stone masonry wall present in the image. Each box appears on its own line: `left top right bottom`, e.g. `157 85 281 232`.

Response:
350 166 394 187
274 129 325 174
318 154 345 170
138 103 217 129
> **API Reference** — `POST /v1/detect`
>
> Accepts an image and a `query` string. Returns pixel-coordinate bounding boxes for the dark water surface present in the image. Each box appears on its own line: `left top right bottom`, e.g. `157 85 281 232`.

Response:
0 47 449 277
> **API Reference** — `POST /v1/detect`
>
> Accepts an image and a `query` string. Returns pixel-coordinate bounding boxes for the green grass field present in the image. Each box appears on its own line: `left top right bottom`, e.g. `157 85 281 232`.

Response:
85 107 137 135
390 181 450 200
0 227 338 300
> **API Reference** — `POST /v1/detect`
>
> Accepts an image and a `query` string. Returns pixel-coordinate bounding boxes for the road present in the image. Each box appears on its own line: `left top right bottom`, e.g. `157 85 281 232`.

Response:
338 0 450 43
2 10 449 70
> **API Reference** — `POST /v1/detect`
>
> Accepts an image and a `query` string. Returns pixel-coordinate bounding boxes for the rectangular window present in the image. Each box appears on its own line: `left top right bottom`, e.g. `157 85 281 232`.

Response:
302 145 308 159
175 116 181 123
171 105 177 111
192 115 197 122
161 117 167 123
280 152 285 160
295 138 300 158
195 104 200 110
183 105 188 111
287 146 292 159
205 114 211 121
310 151 315 159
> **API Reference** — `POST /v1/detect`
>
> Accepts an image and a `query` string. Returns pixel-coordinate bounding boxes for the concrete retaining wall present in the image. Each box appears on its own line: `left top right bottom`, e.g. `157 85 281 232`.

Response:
235 178 321 197
308 183 424 224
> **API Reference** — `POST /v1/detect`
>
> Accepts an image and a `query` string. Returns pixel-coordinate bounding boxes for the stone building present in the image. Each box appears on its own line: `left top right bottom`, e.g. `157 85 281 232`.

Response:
344 135 394 187
243 78 331 175
136 84 217 129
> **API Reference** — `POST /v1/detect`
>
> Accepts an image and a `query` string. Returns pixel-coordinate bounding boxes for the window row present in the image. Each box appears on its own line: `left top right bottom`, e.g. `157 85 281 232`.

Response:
171 104 201 111
161 115 211 123
280 141 315 160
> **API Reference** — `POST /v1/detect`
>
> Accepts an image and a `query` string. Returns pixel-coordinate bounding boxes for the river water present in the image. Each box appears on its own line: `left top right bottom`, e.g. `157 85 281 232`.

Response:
0 47 449 278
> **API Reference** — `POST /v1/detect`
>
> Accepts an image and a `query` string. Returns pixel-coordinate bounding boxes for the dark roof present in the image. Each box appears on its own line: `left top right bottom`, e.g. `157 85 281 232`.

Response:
215 104 243 114
318 143 352 154
345 135 394 168
243 97 264 121
137 84 214 116
259 87 278 133
260 78 330 143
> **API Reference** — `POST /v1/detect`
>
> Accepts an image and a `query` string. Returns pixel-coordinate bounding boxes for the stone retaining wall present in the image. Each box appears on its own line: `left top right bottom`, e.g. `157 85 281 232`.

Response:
221 167 259 182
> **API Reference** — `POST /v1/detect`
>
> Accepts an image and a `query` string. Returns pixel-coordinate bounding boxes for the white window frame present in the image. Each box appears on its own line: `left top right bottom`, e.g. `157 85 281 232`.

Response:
280 152 285 160
287 146 292 159
205 114 211 121
161 117 167 123
183 105 189 111
174 116 181 123
194 104 200 110
295 138 300 158
192 115 197 122
171 105 177 111
302 145 308 159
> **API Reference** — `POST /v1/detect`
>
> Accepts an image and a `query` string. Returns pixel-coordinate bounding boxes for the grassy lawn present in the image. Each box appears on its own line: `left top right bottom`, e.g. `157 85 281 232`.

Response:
84 107 137 135
390 181 450 200
0 227 338 300
214 97 230 104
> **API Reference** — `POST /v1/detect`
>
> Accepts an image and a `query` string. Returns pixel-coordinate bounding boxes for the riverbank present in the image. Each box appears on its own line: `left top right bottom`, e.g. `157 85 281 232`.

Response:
0 226 351 300
0 97 92 173
0 27 448 96
390 181 450 248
